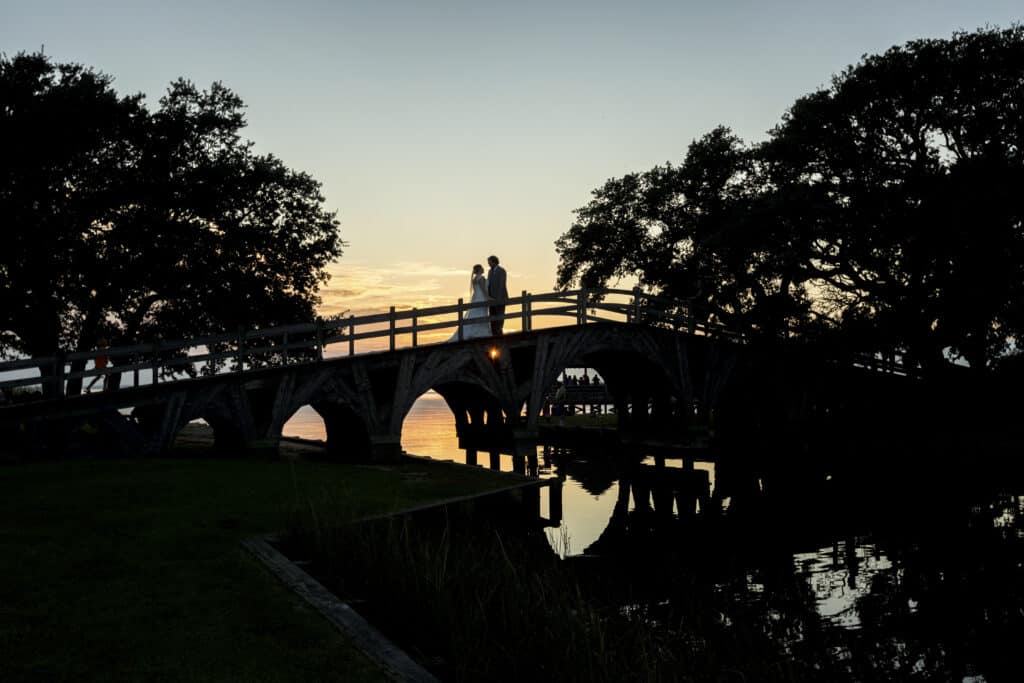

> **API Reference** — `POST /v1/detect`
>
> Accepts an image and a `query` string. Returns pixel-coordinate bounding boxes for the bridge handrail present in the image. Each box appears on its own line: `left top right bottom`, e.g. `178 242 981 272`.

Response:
1 285 904 401
0 288 623 397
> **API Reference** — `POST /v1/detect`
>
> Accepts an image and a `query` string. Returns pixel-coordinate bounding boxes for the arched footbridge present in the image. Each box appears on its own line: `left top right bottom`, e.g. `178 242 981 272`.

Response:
0 289 910 460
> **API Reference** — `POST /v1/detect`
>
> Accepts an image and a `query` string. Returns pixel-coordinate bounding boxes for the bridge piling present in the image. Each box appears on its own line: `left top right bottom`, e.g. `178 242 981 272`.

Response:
548 479 563 525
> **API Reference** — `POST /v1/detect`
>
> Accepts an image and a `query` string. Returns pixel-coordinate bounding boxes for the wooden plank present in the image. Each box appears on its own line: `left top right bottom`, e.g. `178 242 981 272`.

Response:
528 305 577 317
528 293 578 305
0 375 49 390
242 321 317 339
405 319 460 334
0 356 56 370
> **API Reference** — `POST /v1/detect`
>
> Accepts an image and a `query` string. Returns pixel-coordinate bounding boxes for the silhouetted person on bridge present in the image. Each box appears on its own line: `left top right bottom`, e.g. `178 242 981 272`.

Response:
448 264 490 341
487 255 508 335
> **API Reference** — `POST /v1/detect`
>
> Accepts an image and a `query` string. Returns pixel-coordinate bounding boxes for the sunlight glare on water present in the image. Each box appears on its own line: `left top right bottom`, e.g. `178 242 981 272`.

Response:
281 391 644 551
282 390 519 472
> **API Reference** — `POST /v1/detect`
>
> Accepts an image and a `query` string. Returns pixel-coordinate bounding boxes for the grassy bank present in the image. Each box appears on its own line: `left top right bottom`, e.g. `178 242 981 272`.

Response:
0 427 515 681
286 509 703 683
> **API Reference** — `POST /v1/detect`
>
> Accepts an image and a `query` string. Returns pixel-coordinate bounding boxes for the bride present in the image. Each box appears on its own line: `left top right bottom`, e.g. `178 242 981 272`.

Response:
449 264 491 341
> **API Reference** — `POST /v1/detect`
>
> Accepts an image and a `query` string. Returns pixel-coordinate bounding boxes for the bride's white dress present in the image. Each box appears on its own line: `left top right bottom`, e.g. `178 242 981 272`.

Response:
450 279 491 341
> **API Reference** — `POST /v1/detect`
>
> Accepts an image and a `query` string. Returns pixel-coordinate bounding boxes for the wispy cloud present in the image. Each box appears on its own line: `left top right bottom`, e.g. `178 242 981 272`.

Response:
318 260 476 317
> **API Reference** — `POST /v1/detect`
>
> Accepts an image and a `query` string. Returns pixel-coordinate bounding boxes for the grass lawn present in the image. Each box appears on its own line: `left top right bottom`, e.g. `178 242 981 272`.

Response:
0 427 515 681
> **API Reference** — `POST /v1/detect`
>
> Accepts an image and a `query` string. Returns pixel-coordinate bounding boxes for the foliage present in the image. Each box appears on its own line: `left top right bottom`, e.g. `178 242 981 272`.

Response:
764 25 1024 372
0 53 343 375
556 127 812 337
556 26 1024 373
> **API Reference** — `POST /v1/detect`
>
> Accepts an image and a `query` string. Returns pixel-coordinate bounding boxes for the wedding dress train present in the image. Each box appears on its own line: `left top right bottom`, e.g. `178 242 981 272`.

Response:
449 279 491 341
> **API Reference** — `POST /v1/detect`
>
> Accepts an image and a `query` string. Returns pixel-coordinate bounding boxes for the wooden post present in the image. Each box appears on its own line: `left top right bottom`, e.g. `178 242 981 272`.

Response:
412 308 418 347
348 316 355 356
525 293 532 332
53 353 65 399
632 286 641 324
549 479 563 525
152 342 162 384
133 363 140 388
282 331 289 363
235 328 245 373
578 289 588 325
315 318 325 361
389 306 396 351
521 290 528 332
457 298 465 341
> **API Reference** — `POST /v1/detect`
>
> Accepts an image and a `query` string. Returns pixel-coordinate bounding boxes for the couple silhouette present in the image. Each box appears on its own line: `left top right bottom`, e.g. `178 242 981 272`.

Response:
450 255 508 341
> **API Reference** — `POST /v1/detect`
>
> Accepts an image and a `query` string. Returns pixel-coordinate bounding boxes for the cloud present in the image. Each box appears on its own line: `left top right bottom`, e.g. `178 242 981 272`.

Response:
318 260 475 316
319 288 363 298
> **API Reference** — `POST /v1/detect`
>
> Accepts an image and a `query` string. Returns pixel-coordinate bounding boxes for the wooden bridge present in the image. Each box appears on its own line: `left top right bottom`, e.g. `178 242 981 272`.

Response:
0 288 909 460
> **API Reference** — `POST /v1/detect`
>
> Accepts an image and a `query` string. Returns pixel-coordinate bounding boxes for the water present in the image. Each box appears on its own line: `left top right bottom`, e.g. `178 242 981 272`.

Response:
282 391 699 551
283 394 1024 681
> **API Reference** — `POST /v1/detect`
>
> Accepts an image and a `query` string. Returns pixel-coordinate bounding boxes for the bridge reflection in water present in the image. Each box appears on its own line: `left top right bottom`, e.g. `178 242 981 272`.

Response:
282 391 1024 681
282 389 719 554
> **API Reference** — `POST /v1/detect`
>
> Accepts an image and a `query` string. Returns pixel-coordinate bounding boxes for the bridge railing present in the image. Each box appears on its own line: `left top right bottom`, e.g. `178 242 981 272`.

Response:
0 287 741 403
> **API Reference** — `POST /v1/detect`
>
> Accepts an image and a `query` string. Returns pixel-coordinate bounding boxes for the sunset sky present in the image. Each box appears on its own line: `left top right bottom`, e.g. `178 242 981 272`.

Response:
4 1 1021 318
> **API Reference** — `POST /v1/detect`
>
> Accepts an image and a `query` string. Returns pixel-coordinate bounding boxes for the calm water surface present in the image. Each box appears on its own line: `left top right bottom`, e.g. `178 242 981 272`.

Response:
284 393 1024 681
283 391 651 551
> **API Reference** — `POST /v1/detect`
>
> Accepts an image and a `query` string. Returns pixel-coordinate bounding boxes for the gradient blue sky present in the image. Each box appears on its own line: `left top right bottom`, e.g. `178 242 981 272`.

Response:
4 1 1021 316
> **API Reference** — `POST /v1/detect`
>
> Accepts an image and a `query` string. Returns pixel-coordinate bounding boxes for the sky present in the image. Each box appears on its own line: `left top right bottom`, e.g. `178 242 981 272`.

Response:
4 1 1022 319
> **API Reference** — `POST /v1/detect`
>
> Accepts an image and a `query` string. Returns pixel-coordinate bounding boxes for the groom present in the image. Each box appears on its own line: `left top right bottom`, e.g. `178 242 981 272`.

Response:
487 255 509 336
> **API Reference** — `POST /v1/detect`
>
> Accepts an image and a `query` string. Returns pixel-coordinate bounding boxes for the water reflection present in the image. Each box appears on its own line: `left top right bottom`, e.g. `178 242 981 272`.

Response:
794 541 894 630
284 395 1024 681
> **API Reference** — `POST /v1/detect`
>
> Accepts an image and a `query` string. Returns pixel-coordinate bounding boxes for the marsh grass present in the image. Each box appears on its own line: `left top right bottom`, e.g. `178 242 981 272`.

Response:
286 486 991 683
284 498 765 683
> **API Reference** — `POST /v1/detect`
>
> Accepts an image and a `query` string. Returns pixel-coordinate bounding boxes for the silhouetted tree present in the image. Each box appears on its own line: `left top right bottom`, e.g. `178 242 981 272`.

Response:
556 26 1024 374
0 53 342 390
763 26 1024 373
556 127 814 338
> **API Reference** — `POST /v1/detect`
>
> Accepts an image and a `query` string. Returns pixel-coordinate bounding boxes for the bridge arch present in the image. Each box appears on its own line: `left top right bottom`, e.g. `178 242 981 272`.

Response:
394 342 518 429
524 326 692 430
390 343 517 457
2 316 748 461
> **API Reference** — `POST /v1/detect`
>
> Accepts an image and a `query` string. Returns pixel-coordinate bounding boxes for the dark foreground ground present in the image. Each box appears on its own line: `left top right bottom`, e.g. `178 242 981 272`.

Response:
0 426 514 681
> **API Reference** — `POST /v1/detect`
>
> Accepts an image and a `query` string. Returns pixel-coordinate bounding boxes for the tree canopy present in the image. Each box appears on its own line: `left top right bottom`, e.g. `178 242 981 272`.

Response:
556 26 1024 374
0 52 343 367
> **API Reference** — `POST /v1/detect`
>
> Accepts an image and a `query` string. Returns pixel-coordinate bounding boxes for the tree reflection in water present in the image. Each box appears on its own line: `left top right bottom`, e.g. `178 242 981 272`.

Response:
540 444 1024 682
286 399 1024 680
